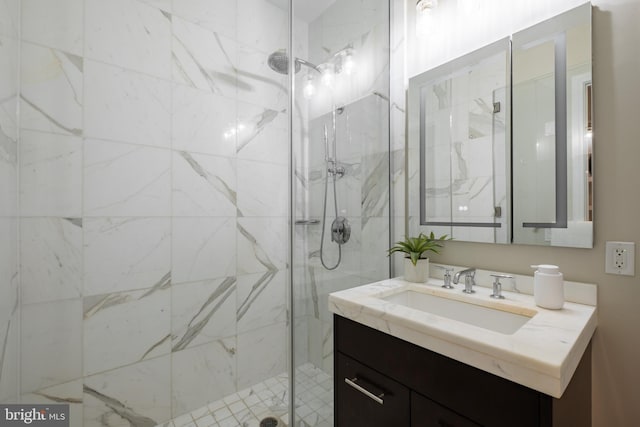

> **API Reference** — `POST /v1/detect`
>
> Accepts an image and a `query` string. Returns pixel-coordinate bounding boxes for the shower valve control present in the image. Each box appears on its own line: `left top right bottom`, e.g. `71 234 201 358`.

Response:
331 217 351 245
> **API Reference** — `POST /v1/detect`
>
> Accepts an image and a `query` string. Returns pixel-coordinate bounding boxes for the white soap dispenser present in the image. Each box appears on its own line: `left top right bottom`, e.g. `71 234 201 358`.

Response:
531 264 564 309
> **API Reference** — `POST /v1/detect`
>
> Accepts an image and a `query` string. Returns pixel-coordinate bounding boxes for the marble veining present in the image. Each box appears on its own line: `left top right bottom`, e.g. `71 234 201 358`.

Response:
237 223 278 272
236 271 277 322
172 17 237 96
20 217 82 304
236 108 278 153
308 266 320 319
83 385 157 427
84 271 170 319
361 153 389 225
20 44 83 136
172 276 236 352
83 283 171 375
178 151 237 211
329 275 597 398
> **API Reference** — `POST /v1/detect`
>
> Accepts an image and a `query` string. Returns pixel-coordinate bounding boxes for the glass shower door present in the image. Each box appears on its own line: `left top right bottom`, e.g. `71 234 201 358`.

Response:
290 1 390 425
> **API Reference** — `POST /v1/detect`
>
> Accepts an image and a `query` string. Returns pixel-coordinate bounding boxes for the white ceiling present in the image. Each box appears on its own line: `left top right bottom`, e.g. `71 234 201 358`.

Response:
266 0 338 23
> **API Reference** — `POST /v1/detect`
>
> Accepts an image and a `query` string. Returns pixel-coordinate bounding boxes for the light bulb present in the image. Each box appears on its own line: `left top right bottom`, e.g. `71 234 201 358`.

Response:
320 64 335 87
342 53 355 75
303 76 315 99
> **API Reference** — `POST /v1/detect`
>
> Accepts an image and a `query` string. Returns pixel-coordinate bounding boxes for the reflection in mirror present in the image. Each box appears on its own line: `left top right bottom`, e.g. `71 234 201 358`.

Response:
512 3 592 247
408 3 593 248
412 39 511 244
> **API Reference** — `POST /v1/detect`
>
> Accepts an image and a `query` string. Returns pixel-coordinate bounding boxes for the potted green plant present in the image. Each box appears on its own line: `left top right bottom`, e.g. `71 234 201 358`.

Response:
388 232 451 283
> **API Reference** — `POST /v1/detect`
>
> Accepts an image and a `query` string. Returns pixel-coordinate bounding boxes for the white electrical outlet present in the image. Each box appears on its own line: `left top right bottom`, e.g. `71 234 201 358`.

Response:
605 241 635 276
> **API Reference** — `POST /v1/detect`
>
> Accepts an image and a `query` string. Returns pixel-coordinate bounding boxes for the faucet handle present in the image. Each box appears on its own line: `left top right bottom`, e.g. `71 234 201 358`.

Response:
489 274 513 299
434 266 454 289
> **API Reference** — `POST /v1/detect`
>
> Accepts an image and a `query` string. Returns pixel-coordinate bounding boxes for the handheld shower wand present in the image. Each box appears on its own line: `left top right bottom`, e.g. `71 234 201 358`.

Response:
319 108 350 271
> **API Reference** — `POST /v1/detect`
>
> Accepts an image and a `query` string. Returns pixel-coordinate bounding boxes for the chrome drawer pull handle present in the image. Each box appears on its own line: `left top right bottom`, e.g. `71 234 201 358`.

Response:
344 377 385 405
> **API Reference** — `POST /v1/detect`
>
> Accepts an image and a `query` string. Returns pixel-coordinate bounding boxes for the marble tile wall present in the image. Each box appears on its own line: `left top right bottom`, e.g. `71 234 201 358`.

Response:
294 0 391 383
17 0 303 425
0 0 19 405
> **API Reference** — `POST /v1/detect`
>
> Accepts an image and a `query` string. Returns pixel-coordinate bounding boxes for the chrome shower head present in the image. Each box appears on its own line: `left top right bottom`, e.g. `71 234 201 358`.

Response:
268 50 300 74
267 50 319 75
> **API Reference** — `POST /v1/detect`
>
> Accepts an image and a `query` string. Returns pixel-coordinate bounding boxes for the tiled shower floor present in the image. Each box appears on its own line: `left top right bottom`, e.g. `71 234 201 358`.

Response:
163 363 333 427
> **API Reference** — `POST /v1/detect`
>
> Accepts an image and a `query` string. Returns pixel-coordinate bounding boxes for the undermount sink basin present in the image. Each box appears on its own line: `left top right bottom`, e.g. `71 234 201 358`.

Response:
381 289 535 334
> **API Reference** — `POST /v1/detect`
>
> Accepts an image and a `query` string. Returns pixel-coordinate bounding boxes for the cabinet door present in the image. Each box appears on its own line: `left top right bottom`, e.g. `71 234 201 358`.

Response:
336 352 410 427
412 392 481 427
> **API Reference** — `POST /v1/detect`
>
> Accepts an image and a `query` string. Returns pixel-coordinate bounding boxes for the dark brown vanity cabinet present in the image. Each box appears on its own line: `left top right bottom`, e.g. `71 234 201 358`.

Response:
334 315 591 427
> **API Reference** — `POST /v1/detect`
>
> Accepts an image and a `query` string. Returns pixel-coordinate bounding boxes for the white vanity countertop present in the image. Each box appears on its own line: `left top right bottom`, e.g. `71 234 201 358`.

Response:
328 277 597 398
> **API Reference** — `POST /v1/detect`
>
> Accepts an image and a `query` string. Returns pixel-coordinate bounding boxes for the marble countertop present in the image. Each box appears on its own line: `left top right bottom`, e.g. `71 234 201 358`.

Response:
328 276 597 398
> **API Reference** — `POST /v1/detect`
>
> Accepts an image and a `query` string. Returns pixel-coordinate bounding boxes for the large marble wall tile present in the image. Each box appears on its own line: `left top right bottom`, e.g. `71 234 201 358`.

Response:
307 318 333 375
19 130 82 216
0 0 19 38
237 0 287 55
0 320 18 403
236 44 287 112
172 0 236 39
0 221 18 402
21 218 82 304
172 217 236 284
237 159 287 218
85 0 171 79
362 152 390 222
293 316 309 367
360 217 390 281
172 151 237 217
236 218 287 274
236 322 286 390
236 102 287 166
139 0 171 12
171 277 237 351
21 380 83 427
0 34 18 144
83 217 170 296
21 299 82 393
237 271 286 334
83 356 171 427
171 16 237 97
83 285 171 376
171 338 237 417
0 86 17 216
0 218 17 302
84 139 171 217
20 43 82 136
84 61 170 147
21 0 83 55
172 84 236 157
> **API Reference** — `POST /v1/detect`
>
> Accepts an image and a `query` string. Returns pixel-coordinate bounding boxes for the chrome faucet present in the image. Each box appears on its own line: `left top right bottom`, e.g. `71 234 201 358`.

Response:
453 268 476 294
434 265 454 289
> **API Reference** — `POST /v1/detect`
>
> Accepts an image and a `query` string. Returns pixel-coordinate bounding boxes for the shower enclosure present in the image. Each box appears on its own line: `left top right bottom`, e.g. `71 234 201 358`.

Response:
0 1 393 426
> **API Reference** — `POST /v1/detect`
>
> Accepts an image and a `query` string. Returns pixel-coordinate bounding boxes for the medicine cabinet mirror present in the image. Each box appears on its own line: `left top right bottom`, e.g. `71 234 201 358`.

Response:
408 3 592 248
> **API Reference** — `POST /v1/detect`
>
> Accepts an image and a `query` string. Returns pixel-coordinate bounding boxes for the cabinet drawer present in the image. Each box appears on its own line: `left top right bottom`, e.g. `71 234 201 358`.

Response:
336 352 410 427
412 391 480 427
335 315 544 427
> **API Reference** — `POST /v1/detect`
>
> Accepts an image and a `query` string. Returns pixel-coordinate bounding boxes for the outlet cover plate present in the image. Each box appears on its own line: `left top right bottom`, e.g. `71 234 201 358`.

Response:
605 241 635 276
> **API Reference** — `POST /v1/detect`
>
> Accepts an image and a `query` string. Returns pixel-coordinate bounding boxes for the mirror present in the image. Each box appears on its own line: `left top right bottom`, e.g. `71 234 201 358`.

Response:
512 3 592 247
407 3 592 248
